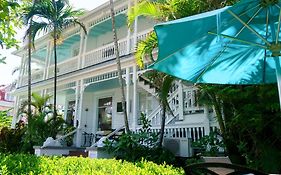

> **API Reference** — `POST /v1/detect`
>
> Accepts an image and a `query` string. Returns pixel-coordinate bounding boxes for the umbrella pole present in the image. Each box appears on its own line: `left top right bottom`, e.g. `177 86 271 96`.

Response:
274 57 281 110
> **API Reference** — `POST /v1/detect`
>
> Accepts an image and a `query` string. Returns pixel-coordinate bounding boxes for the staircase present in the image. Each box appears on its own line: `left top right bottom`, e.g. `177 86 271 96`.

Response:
138 76 157 96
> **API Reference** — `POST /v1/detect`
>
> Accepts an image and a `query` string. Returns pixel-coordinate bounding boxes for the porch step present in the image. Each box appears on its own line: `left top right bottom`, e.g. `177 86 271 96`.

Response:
68 150 88 157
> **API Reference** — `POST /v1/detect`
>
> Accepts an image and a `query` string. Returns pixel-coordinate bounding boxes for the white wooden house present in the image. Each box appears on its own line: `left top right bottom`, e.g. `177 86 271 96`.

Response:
12 0 218 157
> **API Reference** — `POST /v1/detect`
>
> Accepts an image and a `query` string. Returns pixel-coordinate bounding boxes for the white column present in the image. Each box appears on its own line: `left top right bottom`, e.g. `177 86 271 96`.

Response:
78 28 85 69
178 81 184 121
75 80 85 147
203 106 210 136
11 96 20 128
126 67 130 119
17 54 26 88
133 0 138 50
126 0 132 54
132 65 137 130
45 41 52 79
43 41 51 80
81 24 89 68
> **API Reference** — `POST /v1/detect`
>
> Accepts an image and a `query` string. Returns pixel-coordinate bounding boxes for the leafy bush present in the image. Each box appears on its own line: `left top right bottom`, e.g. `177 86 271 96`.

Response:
17 93 73 153
0 110 13 129
191 131 224 156
0 154 183 175
0 122 26 153
104 113 175 164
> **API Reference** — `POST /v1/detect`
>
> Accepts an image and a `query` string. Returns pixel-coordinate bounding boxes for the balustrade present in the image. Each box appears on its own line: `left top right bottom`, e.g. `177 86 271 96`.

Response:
136 125 206 142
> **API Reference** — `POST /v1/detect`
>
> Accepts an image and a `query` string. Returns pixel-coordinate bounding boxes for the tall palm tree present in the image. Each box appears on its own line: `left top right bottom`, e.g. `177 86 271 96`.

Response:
25 0 86 120
109 0 130 133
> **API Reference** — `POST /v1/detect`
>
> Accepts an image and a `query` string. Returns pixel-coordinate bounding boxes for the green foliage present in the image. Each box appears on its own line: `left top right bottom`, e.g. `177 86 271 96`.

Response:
0 122 26 153
0 0 21 49
104 113 175 164
0 154 183 175
191 131 224 156
0 110 12 129
18 93 71 153
198 84 281 173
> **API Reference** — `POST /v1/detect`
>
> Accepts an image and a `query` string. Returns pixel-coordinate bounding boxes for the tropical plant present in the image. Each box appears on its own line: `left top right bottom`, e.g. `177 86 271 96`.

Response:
24 0 87 121
104 113 175 164
109 0 130 132
0 110 13 129
18 92 68 152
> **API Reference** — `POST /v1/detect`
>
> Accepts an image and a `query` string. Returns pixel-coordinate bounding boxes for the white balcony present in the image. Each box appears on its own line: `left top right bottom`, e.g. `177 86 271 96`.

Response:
19 29 152 87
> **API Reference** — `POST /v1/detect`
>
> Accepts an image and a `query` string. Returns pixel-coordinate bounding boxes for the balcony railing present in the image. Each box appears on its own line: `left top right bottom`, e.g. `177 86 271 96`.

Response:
19 29 152 87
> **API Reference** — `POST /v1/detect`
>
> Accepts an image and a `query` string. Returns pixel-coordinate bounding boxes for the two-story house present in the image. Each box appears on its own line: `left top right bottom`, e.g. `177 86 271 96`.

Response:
12 0 218 157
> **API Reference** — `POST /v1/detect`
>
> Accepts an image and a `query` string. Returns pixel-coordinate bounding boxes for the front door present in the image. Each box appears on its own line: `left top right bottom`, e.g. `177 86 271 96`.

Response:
98 97 112 131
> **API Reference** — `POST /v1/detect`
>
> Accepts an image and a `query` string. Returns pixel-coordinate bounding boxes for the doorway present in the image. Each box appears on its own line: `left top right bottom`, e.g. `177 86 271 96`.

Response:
98 97 112 131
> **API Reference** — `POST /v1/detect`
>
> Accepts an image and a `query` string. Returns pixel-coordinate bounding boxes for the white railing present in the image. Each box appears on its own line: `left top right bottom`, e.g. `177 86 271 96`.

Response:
89 125 124 148
146 82 180 126
183 87 205 114
21 70 44 86
48 56 79 78
84 39 128 68
140 83 205 127
19 29 153 87
136 125 206 142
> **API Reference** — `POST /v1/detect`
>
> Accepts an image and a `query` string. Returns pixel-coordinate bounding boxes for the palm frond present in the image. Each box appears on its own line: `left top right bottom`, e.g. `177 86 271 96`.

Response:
135 32 158 68
128 1 163 28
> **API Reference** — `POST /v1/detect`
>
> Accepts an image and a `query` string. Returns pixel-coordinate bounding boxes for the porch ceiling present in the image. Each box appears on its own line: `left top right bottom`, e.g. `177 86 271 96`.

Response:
50 34 81 63
89 14 127 38
85 78 120 92
32 47 47 61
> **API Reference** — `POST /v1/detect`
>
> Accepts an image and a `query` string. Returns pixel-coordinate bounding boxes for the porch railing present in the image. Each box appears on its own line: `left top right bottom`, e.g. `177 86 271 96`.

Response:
136 125 206 142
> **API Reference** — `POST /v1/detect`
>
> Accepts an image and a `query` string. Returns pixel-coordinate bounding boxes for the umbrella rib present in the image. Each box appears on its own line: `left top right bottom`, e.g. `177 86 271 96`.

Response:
196 7 265 82
275 7 281 44
227 9 271 46
208 32 267 49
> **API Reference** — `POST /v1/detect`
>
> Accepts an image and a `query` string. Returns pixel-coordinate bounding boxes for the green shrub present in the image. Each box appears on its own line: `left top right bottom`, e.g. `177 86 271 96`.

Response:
104 113 175 164
0 154 184 175
0 110 13 129
191 131 224 156
0 123 26 153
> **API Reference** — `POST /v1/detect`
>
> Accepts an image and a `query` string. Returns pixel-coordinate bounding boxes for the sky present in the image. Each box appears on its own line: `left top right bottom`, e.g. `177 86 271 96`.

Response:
0 0 109 85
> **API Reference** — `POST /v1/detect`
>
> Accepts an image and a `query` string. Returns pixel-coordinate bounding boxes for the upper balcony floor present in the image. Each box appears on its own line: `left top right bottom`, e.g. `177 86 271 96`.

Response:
14 0 156 88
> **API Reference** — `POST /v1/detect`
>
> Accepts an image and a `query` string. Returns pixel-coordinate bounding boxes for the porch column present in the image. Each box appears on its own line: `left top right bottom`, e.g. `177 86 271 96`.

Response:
45 41 52 79
75 80 85 147
203 107 210 136
132 65 137 130
126 0 132 54
81 24 89 68
11 96 20 128
17 54 26 88
178 81 184 121
43 41 51 80
126 67 130 121
133 0 138 50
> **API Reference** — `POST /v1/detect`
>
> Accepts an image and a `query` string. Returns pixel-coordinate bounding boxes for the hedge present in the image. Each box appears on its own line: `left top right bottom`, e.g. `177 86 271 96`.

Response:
0 154 184 175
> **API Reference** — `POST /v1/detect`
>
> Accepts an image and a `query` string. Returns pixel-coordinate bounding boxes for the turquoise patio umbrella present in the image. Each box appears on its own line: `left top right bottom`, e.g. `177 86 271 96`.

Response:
150 0 281 108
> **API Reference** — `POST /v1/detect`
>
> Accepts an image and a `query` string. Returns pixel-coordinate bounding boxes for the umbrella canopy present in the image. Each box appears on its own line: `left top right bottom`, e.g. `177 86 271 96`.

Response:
151 0 281 85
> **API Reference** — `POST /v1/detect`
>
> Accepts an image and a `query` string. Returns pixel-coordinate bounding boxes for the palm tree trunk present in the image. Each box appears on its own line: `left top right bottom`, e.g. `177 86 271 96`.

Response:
109 0 130 133
27 21 32 120
53 26 57 121
158 103 166 147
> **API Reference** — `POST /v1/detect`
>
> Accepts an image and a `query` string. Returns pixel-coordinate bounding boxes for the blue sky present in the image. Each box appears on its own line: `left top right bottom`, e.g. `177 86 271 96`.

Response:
0 0 109 85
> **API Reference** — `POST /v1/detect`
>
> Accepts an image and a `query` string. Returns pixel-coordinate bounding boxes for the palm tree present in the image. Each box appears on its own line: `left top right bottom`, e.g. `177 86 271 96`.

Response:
109 0 130 133
25 0 86 120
